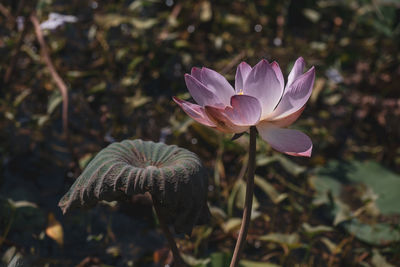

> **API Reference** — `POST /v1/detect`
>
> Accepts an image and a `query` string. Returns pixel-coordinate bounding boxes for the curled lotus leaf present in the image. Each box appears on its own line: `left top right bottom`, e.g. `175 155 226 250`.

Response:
59 139 210 234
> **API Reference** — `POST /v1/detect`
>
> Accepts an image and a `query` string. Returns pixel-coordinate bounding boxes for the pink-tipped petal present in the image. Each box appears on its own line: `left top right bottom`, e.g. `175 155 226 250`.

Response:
271 61 284 91
224 95 261 126
204 106 249 133
287 57 305 88
191 67 202 81
235 62 252 94
268 67 315 120
257 123 312 157
200 67 235 106
269 106 305 128
184 74 224 107
243 59 283 119
173 97 216 127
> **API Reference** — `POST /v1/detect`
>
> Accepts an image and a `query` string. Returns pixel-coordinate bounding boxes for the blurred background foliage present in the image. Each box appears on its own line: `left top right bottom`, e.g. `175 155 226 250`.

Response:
0 0 400 266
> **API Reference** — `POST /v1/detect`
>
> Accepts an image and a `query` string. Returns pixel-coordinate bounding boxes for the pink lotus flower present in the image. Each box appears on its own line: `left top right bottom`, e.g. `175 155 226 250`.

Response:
173 58 315 157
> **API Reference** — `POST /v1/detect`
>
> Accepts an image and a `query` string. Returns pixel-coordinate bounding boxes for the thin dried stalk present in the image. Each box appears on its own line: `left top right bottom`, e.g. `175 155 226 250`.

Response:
30 13 68 136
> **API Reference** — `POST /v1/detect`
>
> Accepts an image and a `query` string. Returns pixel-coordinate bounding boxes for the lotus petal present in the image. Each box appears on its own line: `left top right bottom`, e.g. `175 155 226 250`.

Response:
271 61 284 91
204 106 249 133
173 97 216 127
199 67 235 105
184 74 224 107
235 62 252 94
268 67 315 120
224 95 262 126
257 123 312 157
243 59 283 119
287 57 306 88
268 106 305 128
191 67 202 81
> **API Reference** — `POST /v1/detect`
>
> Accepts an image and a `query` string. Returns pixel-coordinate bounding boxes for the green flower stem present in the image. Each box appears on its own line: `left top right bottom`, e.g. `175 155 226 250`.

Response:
153 202 187 267
230 126 257 267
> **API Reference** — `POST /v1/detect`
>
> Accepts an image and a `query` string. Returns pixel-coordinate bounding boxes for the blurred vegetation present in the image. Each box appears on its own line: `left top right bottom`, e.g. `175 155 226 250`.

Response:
1 0 400 266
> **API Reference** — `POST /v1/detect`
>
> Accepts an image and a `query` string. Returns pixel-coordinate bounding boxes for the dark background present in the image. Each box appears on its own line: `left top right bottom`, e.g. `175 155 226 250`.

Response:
0 0 400 266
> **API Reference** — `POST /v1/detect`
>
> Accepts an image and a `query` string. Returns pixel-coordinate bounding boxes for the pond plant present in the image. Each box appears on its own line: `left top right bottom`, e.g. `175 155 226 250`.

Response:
59 140 210 266
59 57 315 267
174 57 315 267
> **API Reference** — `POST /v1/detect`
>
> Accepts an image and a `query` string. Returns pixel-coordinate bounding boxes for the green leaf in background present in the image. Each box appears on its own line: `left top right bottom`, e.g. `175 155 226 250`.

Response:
240 260 280 267
13 89 31 108
0 197 45 251
6 253 26 267
94 14 158 31
222 218 242 233
303 8 321 23
88 81 106 94
187 252 281 267
301 222 334 236
210 252 231 267
371 249 395 267
256 154 306 176
258 232 300 247
254 175 288 204
181 253 210 267
311 160 400 245
47 90 63 115
228 178 259 217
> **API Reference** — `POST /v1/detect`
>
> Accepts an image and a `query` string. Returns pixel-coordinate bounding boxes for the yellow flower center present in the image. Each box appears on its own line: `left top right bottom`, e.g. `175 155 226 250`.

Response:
238 90 244 95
